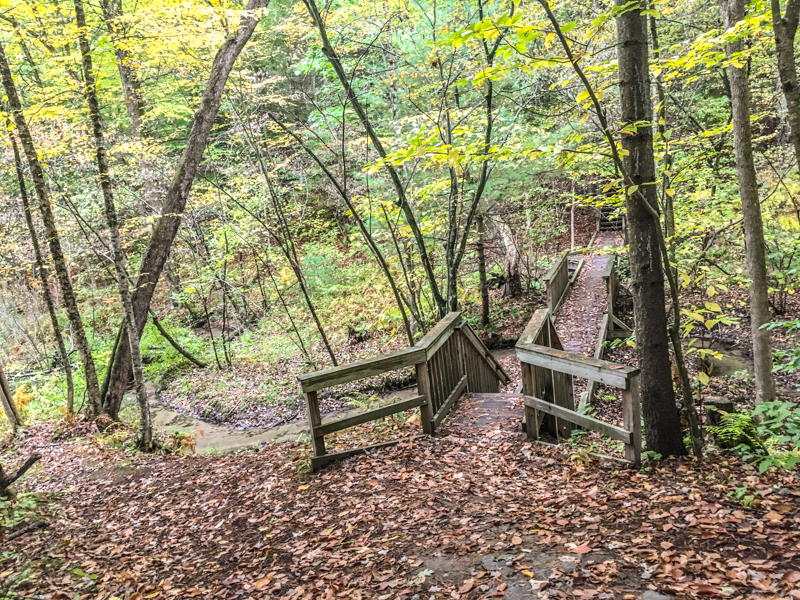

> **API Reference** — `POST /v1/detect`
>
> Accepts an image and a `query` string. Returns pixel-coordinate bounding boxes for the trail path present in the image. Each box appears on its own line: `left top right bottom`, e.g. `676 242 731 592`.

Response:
554 231 621 356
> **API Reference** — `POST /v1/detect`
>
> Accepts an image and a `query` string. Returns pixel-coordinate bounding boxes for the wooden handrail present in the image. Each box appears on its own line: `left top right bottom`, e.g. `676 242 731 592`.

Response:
524 395 633 443
517 308 550 346
543 250 569 282
300 310 509 470
316 395 426 436
516 342 639 388
298 347 425 393
415 312 462 360
458 322 510 383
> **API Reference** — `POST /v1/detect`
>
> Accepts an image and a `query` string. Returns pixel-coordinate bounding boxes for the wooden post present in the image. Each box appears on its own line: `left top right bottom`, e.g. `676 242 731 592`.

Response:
622 374 641 467
416 361 434 435
305 391 326 459
522 362 539 440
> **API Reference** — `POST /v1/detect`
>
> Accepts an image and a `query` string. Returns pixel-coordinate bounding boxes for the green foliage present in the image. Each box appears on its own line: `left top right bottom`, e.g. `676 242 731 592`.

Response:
709 401 800 472
0 492 52 529
707 409 767 452
763 320 800 380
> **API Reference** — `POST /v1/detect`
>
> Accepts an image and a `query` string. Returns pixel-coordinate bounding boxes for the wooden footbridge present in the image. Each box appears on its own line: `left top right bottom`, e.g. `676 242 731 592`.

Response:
298 239 641 472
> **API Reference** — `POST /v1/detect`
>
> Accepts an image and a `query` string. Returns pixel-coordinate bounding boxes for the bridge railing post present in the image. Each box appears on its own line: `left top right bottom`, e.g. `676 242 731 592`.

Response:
305 391 326 458
416 361 434 435
622 374 641 467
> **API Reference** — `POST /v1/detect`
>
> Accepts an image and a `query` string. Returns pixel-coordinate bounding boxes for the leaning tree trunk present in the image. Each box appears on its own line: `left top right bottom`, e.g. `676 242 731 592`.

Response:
722 0 776 404
101 0 269 417
477 215 490 326
0 43 104 416
771 0 800 168
8 131 74 413
0 361 23 430
75 0 152 448
615 0 686 456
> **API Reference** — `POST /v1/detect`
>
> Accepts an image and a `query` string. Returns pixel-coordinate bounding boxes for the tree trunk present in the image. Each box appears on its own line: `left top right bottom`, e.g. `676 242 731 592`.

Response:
477 215 490 326
8 130 74 413
721 0 776 404
771 0 800 167
615 0 685 456
75 0 152 448
0 361 23 430
498 222 521 298
100 0 161 212
0 43 104 416
101 0 268 417
0 453 40 494
301 0 447 316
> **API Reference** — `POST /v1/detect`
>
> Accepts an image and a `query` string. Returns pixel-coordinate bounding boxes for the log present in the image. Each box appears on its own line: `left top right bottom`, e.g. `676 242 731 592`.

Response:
0 453 41 492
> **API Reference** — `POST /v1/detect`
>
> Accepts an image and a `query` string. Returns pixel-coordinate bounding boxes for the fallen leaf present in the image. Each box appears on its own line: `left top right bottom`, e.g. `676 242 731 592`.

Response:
572 543 592 554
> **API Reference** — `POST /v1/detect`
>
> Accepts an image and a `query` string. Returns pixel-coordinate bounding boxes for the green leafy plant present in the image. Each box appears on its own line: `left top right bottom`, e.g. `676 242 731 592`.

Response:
709 401 800 472
706 409 768 451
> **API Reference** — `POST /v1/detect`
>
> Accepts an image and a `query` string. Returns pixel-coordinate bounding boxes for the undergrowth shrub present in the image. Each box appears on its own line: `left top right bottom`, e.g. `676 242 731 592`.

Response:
709 401 800 472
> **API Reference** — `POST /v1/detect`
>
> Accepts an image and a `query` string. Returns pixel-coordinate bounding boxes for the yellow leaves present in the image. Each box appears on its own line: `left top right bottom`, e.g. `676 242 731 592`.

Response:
298 485 309 490
705 301 721 312
626 185 639 195
706 285 717 297
666 188 675 197
698 372 709 386
13 385 34 407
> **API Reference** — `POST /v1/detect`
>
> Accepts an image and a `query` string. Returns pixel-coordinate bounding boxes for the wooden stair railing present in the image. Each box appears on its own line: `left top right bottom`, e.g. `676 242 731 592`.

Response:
516 308 642 466
297 312 510 471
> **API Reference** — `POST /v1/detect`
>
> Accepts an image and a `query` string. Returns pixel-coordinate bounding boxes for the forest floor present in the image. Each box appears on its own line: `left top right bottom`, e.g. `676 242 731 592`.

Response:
2 397 800 600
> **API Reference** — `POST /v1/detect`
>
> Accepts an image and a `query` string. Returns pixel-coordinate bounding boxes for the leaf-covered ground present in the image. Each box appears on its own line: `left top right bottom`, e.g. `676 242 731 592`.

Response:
2 395 800 600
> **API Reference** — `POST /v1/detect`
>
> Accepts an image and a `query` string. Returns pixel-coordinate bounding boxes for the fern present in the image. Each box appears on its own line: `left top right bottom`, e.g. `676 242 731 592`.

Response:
707 410 768 452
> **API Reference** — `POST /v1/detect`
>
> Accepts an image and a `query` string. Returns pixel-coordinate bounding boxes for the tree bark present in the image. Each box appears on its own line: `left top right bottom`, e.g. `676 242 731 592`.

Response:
616 0 686 456
721 0 776 404
101 0 268 417
150 311 207 368
0 361 23 430
0 43 104 416
771 0 800 167
0 453 40 493
8 130 74 413
75 0 152 448
477 215 490 326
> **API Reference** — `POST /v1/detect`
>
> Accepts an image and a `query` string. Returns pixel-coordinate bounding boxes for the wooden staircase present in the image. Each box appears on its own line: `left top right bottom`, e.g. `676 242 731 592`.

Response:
297 312 509 471
599 206 623 231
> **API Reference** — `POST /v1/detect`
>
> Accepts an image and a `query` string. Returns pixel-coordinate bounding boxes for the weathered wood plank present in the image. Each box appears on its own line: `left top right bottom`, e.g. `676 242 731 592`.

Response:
543 250 569 282
305 391 326 457
315 395 426 436
517 308 550 346
416 362 434 435
568 258 585 286
622 375 642 467
516 343 639 388
298 347 425 393
459 322 510 383
433 375 468 427
602 255 616 280
416 311 462 360
310 438 417 472
611 314 632 331
582 313 610 411
523 395 633 443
